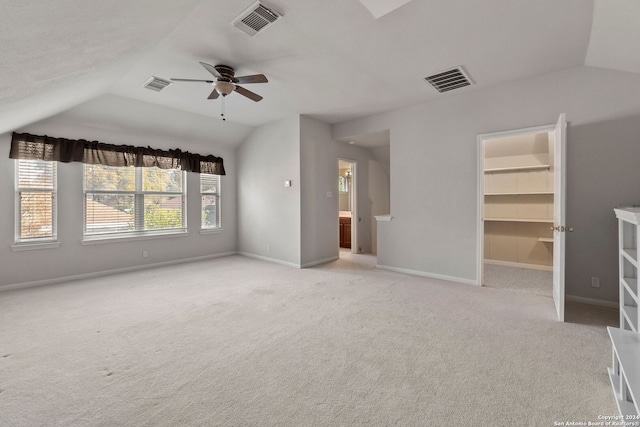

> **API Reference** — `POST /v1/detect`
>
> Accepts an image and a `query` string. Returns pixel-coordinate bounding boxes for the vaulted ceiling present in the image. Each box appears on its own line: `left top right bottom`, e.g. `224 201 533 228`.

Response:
2 0 640 140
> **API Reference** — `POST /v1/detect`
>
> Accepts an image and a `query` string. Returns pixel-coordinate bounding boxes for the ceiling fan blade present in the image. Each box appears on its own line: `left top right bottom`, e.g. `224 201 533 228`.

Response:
199 62 221 79
207 89 219 100
233 74 268 84
170 78 215 83
234 85 263 102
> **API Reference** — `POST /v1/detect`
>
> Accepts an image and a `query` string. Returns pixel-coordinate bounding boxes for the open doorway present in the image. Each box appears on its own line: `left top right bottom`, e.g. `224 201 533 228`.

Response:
338 159 357 255
477 115 567 321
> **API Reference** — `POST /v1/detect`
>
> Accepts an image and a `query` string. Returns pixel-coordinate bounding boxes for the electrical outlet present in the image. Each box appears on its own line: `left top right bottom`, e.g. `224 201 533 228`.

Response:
591 277 600 288
143 250 148 258
267 244 271 252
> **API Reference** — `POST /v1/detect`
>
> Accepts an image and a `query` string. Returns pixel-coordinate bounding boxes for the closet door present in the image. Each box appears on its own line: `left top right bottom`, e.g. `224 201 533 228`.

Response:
552 113 567 322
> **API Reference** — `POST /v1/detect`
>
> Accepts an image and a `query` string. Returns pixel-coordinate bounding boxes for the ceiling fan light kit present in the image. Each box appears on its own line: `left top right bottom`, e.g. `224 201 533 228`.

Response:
215 81 235 96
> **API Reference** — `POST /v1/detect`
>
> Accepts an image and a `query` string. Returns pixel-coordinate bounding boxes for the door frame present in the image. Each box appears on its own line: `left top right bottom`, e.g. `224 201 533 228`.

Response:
476 122 558 287
338 158 358 254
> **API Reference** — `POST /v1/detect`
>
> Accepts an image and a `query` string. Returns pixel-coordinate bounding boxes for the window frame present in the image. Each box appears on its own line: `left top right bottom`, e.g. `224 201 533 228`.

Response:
83 165 187 241
14 159 58 246
200 173 221 231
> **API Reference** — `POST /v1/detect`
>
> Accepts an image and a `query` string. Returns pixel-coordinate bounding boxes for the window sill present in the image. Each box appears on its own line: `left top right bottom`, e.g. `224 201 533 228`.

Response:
82 230 188 245
200 228 224 235
12 241 62 252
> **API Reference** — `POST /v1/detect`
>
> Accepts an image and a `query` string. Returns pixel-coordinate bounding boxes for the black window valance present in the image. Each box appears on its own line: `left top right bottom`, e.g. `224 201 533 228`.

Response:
9 132 225 175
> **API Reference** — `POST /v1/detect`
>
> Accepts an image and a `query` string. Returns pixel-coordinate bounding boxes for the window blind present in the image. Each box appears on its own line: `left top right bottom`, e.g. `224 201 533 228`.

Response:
16 159 56 241
201 173 220 229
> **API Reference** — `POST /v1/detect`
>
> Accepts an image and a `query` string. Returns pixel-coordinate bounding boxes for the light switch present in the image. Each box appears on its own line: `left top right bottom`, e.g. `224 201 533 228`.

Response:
326 191 333 197
284 180 292 187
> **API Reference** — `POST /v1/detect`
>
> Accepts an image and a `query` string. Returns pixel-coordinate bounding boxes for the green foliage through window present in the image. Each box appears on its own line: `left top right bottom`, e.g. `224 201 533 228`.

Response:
84 165 185 237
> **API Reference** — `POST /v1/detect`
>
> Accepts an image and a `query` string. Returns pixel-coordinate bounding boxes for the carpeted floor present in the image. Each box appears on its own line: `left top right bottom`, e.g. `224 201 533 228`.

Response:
0 253 619 426
484 263 553 297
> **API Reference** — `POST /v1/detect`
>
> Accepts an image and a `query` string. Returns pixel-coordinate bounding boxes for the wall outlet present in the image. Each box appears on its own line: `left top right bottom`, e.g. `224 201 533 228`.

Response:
267 244 271 252
591 277 600 288
142 250 149 258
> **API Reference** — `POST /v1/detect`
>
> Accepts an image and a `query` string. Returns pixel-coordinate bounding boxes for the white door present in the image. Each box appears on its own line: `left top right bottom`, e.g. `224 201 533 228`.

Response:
552 113 567 321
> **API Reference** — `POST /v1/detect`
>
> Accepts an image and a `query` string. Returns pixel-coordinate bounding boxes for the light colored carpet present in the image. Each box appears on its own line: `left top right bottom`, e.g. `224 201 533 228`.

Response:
484 263 553 298
0 254 618 426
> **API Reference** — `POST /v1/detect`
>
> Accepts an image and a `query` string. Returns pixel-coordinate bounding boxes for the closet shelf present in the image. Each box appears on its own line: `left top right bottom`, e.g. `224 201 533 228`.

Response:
538 237 553 243
484 217 553 223
623 306 639 332
484 164 550 173
485 192 553 196
622 249 639 267
622 278 639 303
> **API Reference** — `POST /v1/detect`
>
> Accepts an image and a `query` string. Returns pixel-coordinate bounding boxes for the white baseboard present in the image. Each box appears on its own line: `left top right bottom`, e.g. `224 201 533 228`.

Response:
301 256 339 268
376 264 478 286
484 259 553 272
237 252 301 269
565 294 618 309
1 252 238 292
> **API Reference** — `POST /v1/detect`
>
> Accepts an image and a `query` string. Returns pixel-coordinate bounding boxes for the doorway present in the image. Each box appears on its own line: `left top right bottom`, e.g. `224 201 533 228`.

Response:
477 114 567 321
338 159 357 255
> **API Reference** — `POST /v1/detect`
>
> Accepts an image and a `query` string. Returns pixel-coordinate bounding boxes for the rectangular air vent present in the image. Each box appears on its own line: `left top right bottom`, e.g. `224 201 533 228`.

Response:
144 76 172 92
424 66 473 93
232 1 281 37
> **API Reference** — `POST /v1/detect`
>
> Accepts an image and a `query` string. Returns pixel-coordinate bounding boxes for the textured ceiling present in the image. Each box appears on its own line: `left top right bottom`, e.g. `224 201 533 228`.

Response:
2 0 638 138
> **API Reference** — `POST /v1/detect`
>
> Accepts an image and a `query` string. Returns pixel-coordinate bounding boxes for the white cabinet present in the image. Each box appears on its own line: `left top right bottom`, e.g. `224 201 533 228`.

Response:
608 327 640 416
608 207 640 416
615 207 640 332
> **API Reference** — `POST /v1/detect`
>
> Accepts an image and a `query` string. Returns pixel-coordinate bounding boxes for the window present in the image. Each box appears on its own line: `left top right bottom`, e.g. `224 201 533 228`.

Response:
84 164 186 238
339 176 348 193
15 160 57 243
200 174 220 230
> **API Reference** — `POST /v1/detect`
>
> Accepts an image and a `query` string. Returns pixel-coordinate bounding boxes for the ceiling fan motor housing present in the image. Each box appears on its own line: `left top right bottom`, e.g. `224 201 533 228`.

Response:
214 65 236 81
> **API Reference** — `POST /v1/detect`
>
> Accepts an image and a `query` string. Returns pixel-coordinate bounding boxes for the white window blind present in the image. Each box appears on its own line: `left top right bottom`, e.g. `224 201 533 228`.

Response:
15 159 57 242
84 164 186 237
200 174 220 229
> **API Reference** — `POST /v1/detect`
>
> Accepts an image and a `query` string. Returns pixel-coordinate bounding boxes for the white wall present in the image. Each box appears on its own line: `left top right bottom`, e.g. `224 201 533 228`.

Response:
333 65 640 302
0 105 238 288
237 116 301 266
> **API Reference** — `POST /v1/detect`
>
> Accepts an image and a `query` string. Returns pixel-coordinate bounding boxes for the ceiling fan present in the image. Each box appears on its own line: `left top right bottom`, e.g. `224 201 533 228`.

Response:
171 62 268 102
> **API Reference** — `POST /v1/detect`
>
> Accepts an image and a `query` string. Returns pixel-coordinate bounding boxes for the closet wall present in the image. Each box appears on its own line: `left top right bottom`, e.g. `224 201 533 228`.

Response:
483 131 555 270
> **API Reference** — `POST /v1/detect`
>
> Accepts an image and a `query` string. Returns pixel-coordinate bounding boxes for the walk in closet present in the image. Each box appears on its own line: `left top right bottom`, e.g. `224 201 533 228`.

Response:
483 131 555 272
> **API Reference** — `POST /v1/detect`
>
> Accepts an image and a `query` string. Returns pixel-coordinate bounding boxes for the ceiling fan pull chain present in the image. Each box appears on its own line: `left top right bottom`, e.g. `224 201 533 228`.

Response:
221 96 226 121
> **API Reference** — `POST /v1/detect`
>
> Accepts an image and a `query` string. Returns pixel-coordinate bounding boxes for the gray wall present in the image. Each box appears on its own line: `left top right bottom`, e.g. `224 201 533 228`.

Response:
0 107 238 288
237 116 301 266
334 141 387 255
333 65 640 303
300 116 339 266
369 158 390 255
237 115 389 267
567 115 640 302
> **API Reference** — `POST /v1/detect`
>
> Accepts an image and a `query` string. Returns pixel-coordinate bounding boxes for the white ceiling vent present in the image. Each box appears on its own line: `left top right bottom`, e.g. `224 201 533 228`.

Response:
424 66 473 93
232 1 281 37
144 76 172 92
